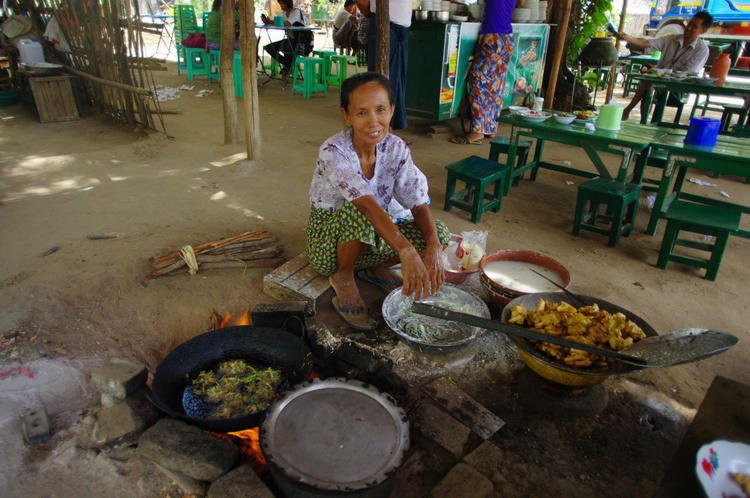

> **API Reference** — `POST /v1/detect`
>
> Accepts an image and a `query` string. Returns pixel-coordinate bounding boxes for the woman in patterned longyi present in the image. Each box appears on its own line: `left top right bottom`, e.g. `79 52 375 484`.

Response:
306 72 449 330
451 0 516 145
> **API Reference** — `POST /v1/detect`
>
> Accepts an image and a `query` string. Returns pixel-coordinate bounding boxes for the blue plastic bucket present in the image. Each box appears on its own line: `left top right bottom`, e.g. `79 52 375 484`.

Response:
684 117 721 146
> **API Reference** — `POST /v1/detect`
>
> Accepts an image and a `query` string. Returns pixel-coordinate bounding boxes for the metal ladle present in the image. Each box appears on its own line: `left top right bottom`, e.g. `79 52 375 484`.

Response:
411 303 738 369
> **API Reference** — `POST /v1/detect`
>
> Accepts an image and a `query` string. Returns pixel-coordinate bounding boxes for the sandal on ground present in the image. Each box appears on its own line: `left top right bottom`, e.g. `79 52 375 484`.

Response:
332 296 378 331
356 268 402 293
450 136 483 145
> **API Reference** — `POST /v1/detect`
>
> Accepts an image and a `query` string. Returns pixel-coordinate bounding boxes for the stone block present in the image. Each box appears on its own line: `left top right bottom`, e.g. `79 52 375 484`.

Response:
423 377 505 440
429 462 493 498
462 440 506 484
207 464 274 498
413 399 471 459
153 462 209 497
137 418 240 481
90 358 147 399
93 390 162 447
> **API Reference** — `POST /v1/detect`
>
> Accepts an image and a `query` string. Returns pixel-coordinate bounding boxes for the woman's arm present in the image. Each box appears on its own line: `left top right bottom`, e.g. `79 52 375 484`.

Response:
411 203 445 295
351 195 433 301
355 0 371 17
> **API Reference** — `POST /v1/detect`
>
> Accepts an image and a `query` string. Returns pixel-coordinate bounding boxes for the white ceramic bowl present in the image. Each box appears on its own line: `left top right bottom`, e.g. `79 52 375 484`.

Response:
508 105 529 115
450 14 468 22
519 110 551 123
553 114 576 125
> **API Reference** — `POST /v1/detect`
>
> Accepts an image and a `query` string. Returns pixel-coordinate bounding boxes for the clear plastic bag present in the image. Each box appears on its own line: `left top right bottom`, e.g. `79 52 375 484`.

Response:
457 230 487 271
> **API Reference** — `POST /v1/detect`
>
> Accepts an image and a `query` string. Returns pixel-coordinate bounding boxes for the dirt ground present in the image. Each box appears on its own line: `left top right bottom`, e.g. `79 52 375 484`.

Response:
1 59 749 496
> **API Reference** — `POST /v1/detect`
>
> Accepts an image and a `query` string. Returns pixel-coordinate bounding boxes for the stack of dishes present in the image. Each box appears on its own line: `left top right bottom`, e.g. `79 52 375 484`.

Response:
525 0 539 23
511 7 530 23
537 1 547 22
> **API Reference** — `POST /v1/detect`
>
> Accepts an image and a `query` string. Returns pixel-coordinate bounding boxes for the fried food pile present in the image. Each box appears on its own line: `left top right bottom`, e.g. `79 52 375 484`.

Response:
191 359 282 419
508 299 646 368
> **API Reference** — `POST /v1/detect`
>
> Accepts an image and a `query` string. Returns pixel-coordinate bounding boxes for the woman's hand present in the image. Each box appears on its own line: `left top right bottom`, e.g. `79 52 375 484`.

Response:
422 242 445 296
260 13 271 24
398 246 431 302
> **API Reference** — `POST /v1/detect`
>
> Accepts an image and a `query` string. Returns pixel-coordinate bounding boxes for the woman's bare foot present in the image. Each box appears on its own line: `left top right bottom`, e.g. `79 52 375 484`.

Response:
369 263 401 285
329 273 365 310
329 274 377 330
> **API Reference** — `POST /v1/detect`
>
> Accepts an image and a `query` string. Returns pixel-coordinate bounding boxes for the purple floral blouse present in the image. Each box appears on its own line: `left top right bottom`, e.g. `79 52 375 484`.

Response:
309 129 430 215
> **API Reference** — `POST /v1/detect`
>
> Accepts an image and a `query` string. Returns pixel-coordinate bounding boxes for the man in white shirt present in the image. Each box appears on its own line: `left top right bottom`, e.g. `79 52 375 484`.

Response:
619 11 713 121
333 0 360 50
356 0 412 131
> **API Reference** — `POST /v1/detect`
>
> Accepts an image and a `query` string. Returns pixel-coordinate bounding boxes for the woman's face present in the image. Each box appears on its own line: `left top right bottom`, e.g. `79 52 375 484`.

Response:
341 82 394 148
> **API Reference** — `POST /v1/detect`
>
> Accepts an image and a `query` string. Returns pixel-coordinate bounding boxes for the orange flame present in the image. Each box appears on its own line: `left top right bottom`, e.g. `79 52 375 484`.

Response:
214 309 252 329
209 427 267 473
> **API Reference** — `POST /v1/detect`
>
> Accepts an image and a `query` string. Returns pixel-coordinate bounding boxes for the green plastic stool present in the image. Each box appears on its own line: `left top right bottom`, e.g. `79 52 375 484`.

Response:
488 136 533 187
185 47 209 81
291 56 328 99
312 50 337 82
327 54 356 90
656 200 740 281
208 49 220 83
444 155 508 223
573 177 642 247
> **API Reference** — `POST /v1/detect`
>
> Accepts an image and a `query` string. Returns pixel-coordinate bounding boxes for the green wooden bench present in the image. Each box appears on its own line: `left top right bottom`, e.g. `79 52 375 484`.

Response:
573 177 642 247
444 156 508 224
656 200 741 281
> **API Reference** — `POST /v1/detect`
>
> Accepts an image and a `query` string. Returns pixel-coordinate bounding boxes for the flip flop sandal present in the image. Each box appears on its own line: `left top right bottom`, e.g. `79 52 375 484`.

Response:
450 136 483 145
356 268 402 294
331 296 377 331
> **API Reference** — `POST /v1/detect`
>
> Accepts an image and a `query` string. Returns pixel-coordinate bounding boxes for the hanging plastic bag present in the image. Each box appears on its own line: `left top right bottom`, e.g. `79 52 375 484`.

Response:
43 16 71 52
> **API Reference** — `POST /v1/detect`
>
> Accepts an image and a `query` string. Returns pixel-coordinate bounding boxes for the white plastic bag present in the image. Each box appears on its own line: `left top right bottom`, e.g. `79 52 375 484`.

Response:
457 230 487 271
43 16 71 53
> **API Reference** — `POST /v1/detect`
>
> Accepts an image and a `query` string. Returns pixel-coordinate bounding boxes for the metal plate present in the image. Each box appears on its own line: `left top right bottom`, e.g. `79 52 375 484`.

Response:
261 378 409 491
382 284 490 354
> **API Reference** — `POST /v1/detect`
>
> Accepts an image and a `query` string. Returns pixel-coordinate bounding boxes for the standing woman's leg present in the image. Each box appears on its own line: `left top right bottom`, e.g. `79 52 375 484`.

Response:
467 33 513 137
484 34 514 137
389 23 409 130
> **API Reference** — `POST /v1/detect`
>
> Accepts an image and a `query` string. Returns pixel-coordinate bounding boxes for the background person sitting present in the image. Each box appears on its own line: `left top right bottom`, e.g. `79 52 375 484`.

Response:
617 11 713 121
333 0 361 53
261 0 312 77
205 0 240 51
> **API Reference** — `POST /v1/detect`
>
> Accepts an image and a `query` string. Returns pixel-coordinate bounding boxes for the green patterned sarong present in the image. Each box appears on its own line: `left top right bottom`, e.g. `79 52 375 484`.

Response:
305 201 450 276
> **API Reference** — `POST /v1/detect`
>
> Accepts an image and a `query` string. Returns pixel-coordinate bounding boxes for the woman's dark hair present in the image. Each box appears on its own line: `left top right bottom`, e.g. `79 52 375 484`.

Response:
344 0 355 7
279 0 294 10
340 72 395 111
693 10 713 29
212 0 221 11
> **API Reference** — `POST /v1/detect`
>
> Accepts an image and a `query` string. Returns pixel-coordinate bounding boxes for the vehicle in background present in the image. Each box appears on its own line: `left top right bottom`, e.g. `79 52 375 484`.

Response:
647 0 750 36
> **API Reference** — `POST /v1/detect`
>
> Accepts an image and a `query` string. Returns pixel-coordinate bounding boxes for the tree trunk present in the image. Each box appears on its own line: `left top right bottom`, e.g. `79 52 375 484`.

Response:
375 0 389 76
544 0 573 109
221 0 239 144
239 0 261 159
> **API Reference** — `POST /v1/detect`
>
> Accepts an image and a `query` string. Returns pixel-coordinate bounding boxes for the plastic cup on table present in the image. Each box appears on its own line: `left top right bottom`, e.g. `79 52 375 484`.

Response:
274 15 284 27
651 50 661 58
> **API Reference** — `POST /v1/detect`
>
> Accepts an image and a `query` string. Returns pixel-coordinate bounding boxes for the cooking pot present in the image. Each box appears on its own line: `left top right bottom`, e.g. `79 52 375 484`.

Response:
500 292 658 387
261 378 409 498
414 10 429 22
149 325 313 432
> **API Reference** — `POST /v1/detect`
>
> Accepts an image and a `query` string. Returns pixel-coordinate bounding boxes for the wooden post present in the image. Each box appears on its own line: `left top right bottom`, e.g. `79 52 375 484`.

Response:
606 0 628 103
221 0 239 144
375 0 389 76
544 0 573 109
239 0 261 159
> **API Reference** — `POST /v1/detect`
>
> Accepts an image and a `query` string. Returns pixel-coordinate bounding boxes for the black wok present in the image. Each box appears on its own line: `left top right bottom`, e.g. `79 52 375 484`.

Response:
149 325 313 432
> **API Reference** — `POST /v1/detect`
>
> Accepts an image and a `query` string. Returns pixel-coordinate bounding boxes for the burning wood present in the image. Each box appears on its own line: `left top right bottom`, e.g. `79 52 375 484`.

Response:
146 230 284 279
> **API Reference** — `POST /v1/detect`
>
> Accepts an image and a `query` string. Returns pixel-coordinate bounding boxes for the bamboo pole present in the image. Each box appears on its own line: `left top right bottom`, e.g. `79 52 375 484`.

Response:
375 0 389 76
544 0 574 108
221 0 239 144
239 0 261 159
61 64 153 96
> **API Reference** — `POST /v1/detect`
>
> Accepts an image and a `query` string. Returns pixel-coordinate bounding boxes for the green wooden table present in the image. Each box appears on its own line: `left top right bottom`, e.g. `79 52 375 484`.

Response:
645 131 750 239
497 116 672 196
633 74 750 128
